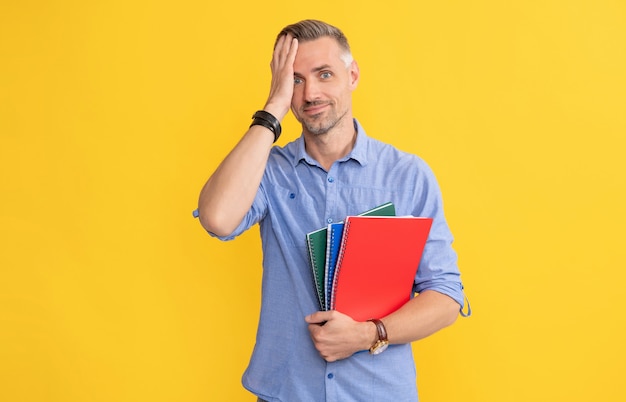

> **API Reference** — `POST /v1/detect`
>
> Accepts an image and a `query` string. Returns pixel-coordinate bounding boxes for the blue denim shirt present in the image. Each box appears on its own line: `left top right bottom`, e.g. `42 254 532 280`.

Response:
198 119 466 402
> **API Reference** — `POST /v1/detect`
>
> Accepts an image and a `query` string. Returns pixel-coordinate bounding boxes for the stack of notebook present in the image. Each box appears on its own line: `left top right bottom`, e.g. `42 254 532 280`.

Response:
305 202 433 321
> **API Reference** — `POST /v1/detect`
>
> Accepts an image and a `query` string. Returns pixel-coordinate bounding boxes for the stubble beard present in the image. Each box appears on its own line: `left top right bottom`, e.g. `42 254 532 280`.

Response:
299 102 349 136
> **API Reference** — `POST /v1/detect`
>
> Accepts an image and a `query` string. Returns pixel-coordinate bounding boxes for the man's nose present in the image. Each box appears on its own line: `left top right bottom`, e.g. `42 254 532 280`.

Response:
303 80 320 102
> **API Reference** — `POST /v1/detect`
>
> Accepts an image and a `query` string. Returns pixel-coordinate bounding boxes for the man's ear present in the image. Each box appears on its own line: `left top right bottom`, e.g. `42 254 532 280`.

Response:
349 60 360 89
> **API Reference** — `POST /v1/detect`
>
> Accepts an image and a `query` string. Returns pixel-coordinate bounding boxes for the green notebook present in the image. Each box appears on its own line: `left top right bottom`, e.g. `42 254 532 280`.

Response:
305 202 396 310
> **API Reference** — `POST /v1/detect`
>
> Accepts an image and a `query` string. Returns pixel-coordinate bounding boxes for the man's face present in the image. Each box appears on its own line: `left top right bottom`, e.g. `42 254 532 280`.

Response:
291 37 359 136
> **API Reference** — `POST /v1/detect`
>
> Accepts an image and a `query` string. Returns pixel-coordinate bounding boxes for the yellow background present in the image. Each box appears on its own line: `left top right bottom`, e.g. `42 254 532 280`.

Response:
1 1 625 401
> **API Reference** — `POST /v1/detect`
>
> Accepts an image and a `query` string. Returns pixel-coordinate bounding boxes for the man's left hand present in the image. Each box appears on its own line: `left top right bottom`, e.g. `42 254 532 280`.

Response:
305 310 377 362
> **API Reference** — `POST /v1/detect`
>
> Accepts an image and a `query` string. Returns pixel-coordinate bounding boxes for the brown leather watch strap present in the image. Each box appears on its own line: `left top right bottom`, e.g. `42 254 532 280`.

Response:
368 318 388 343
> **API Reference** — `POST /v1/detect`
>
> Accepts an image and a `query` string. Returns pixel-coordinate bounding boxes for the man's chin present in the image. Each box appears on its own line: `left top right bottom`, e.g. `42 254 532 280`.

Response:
304 122 332 136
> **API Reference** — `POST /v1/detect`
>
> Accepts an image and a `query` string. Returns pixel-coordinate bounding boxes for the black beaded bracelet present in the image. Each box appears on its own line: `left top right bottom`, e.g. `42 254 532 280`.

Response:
250 110 282 142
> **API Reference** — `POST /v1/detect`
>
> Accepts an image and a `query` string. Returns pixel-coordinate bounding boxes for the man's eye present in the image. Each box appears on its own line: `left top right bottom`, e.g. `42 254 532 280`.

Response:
321 72 332 79
294 77 303 85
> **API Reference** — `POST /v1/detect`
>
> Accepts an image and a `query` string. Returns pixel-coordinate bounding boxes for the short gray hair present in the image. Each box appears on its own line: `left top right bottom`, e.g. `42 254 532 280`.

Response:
275 19 353 66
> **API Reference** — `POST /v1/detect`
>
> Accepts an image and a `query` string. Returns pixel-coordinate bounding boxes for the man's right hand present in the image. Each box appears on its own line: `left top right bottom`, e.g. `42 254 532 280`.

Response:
264 35 299 120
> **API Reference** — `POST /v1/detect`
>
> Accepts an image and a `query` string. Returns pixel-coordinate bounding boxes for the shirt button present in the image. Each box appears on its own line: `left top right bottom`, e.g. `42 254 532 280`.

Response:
327 218 333 224
289 193 295 199
327 373 334 379
327 177 334 183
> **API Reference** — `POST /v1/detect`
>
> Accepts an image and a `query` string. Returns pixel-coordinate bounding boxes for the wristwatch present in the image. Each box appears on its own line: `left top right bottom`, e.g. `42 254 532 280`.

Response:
368 319 389 355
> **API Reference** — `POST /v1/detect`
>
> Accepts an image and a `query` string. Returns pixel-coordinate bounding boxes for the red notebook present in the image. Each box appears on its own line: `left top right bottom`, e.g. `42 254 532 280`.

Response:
329 216 433 321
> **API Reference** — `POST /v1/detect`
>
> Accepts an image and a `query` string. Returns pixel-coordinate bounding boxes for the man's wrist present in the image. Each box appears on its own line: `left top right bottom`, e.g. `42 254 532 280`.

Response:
250 110 281 142
367 319 389 355
358 320 379 351
261 102 289 122
367 320 379 348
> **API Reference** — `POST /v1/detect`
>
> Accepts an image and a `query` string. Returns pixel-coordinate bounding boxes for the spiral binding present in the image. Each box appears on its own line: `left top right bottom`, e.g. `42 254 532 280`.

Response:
306 239 325 310
329 217 352 310
324 224 338 310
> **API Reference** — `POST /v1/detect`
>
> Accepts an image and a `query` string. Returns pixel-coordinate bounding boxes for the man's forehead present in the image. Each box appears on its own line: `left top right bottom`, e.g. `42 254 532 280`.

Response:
294 37 344 70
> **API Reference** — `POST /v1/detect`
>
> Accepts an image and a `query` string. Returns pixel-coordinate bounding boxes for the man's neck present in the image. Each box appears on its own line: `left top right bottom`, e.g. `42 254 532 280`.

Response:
303 118 357 171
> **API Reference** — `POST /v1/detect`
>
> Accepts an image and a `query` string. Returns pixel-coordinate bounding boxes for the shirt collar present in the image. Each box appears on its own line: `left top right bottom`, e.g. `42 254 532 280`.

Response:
292 118 370 168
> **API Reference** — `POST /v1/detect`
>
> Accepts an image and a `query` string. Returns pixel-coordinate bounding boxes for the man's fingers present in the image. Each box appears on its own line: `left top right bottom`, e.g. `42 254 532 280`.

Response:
272 35 291 64
286 37 298 62
305 310 333 325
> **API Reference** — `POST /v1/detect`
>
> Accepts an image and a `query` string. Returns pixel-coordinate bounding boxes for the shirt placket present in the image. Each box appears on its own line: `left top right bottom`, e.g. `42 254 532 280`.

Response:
324 166 339 225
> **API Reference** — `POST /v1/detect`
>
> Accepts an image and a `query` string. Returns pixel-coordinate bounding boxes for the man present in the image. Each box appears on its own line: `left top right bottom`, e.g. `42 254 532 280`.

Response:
195 19 469 402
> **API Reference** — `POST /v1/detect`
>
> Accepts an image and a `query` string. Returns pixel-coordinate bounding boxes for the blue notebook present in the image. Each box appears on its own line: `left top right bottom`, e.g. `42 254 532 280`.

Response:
324 222 345 309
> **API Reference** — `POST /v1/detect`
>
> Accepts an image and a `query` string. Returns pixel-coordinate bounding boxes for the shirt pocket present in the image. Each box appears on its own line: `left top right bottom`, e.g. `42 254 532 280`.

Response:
264 182 320 248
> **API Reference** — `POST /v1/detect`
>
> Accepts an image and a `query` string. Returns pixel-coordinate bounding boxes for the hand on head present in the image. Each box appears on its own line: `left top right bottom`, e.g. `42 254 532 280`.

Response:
264 35 299 120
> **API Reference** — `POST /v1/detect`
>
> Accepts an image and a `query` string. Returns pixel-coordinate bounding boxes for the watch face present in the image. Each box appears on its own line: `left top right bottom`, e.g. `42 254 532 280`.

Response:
370 340 389 355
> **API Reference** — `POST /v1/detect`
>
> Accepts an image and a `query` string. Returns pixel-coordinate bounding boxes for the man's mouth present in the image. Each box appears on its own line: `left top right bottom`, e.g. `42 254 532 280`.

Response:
303 102 330 115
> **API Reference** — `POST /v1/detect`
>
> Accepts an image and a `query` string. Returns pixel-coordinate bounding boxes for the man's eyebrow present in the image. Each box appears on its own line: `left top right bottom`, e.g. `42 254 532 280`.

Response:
295 64 334 76
311 64 332 73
